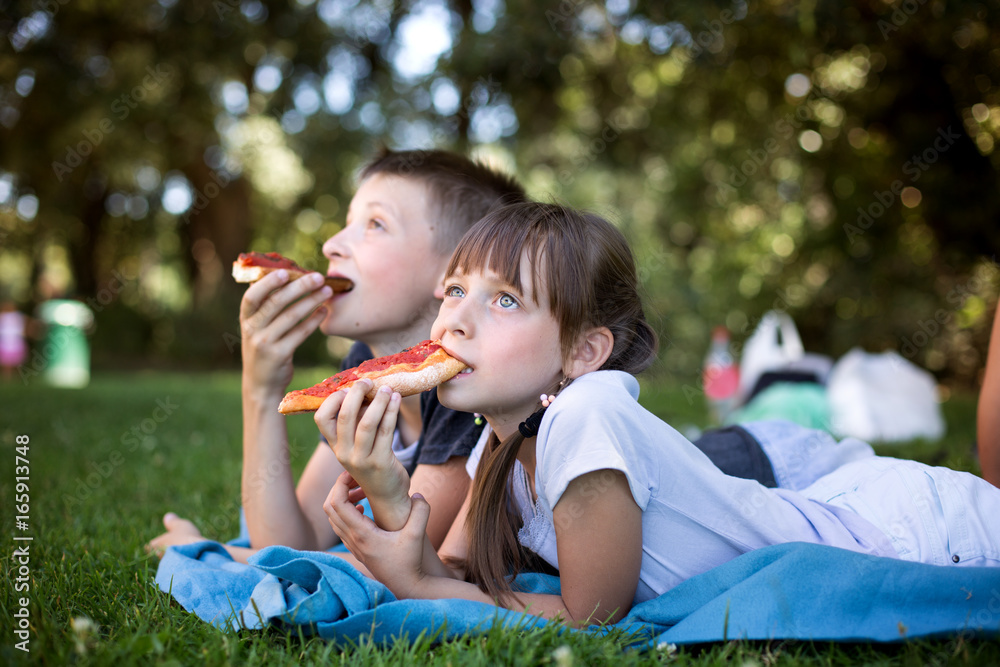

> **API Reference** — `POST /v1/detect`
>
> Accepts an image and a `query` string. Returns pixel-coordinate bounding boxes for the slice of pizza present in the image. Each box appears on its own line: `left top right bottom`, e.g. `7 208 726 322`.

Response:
279 340 467 414
232 252 353 293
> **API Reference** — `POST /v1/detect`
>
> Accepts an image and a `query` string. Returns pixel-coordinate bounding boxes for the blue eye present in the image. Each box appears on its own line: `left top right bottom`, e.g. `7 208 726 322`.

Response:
445 285 465 298
498 293 518 309
368 218 385 231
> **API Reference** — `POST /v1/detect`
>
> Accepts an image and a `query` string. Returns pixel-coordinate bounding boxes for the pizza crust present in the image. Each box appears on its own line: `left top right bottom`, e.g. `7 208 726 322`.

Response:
231 264 272 283
278 347 467 414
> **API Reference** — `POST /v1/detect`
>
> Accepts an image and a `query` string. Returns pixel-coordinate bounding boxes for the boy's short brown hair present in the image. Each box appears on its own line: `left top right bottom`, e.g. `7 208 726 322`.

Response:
359 148 526 255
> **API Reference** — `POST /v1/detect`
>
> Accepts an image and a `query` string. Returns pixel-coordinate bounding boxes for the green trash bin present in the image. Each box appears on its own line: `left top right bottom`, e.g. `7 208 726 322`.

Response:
725 382 831 432
37 299 94 388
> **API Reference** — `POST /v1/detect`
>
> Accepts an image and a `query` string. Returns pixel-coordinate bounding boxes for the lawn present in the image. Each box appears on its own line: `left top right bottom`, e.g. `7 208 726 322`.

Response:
1 369 998 665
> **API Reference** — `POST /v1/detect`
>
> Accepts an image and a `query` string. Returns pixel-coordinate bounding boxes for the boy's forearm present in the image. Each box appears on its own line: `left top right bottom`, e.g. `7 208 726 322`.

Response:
241 387 319 550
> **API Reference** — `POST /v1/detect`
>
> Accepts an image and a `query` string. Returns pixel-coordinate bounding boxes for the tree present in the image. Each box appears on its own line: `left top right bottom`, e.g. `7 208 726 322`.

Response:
1 0 997 382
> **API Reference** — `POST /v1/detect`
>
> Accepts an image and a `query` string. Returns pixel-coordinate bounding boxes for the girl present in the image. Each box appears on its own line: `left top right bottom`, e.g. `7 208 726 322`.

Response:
318 202 1000 627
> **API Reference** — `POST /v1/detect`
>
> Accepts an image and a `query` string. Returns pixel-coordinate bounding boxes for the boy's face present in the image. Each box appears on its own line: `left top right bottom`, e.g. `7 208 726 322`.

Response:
320 173 446 349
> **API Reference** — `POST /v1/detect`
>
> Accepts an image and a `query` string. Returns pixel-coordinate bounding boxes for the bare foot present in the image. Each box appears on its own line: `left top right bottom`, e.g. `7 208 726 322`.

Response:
145 512 207 557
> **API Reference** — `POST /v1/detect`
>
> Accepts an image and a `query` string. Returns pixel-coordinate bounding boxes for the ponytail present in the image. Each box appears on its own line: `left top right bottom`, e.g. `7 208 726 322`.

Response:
456 425 549 603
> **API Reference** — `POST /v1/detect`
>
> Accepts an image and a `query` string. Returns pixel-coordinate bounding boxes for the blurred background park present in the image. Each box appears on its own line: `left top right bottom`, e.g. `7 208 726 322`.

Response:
1 0 999 390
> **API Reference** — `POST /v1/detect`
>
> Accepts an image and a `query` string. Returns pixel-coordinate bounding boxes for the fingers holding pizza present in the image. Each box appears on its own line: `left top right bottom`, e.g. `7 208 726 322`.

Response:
304 339 468 530
279 339 467 414
233 252 353 293
315 378 412 529
233 253 347 393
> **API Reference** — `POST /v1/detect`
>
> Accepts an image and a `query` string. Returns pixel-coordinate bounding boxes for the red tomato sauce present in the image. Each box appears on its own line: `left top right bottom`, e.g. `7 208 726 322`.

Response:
239 252 301 270
300 341 440 396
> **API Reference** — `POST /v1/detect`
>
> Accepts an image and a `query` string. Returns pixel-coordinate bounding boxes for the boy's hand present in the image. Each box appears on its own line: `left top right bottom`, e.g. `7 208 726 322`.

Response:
240 270 332 396
315 379 412 530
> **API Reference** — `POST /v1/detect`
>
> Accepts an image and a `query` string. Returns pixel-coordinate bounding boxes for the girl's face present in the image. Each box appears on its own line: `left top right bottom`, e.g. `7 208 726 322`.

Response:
431 251 565 440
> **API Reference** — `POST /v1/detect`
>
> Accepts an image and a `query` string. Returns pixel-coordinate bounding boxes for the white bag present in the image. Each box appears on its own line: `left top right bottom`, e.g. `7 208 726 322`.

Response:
827 347 945 443
739 310 805 399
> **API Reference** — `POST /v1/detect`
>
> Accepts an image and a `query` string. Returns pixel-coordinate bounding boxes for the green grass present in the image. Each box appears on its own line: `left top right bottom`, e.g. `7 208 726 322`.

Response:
1 370 998 665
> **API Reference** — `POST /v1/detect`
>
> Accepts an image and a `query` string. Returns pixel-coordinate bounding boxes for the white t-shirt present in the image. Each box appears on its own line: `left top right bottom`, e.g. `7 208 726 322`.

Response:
467 370 899 603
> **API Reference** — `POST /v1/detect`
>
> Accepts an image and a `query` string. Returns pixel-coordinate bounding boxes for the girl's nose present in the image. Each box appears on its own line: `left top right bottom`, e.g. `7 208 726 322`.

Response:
433 298 471 340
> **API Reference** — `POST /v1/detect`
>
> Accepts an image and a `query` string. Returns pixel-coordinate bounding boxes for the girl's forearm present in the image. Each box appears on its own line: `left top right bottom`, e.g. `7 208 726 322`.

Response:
405 576 601 627
419 533 461 580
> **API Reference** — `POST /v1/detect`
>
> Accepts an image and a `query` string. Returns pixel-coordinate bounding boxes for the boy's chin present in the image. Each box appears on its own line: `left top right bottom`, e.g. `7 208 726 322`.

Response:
317 319 339 337
318 312 361 338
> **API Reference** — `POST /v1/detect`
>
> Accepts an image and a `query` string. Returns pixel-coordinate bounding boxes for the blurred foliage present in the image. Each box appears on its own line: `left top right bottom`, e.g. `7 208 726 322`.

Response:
1 0 998 385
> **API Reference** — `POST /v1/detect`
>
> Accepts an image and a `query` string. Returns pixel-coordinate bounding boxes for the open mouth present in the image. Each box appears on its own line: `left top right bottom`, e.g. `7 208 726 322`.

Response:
324 274 354 293
442 347 473 377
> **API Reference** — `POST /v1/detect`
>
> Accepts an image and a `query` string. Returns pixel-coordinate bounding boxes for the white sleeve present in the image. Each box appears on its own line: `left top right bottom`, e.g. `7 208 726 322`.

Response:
534 377 652 512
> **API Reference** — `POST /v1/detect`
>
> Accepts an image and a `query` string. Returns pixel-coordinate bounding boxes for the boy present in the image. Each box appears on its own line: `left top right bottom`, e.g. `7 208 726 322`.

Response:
148 148 525 562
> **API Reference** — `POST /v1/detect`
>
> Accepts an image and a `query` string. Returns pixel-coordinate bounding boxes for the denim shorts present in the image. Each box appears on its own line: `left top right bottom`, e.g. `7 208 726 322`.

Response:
801 457 1000 567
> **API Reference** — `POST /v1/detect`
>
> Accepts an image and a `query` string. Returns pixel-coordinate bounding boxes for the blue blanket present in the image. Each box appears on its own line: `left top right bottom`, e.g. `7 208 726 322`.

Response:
155 540 1000 645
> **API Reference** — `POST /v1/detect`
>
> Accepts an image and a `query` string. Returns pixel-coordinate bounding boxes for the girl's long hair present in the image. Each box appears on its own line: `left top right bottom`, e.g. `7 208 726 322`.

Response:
446 202 658 603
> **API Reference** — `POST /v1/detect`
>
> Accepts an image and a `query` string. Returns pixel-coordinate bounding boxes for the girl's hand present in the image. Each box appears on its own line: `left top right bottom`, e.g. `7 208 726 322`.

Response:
315 380 412 529
240 270 332 397
324 472 429 597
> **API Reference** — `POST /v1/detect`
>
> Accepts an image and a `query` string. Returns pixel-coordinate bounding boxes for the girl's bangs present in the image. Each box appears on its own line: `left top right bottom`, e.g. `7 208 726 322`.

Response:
446 209 548 303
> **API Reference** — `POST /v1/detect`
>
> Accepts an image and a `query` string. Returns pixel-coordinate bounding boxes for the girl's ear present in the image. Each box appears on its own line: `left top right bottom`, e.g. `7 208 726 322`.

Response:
566 327 614 378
